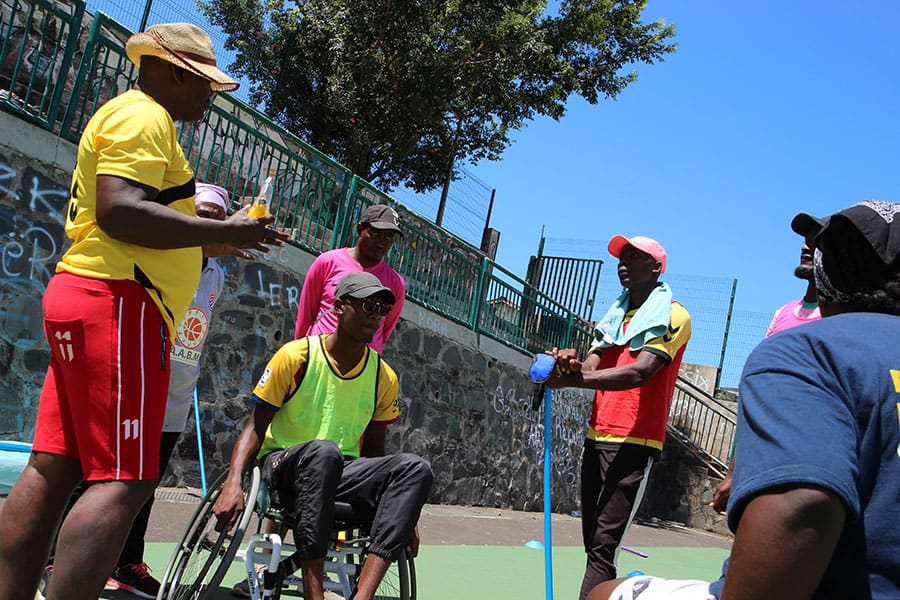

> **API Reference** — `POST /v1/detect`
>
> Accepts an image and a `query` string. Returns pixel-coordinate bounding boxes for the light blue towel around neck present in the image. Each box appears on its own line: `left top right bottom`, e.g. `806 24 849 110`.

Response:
594 282 673 351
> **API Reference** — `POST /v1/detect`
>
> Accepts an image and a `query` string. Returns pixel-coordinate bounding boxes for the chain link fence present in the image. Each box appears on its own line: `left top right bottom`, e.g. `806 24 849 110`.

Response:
84 0 255 105
718 310 771 389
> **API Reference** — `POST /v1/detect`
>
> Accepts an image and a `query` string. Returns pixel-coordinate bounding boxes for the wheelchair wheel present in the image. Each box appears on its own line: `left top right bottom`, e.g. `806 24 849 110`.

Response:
158 467 260 599
349 547 415 600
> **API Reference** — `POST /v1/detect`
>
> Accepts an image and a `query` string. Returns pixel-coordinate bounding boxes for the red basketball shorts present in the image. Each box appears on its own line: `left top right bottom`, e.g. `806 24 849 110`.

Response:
32 272 170 481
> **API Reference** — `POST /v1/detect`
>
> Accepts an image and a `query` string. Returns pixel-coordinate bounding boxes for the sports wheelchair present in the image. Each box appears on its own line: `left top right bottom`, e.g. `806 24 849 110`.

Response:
157 466 416 599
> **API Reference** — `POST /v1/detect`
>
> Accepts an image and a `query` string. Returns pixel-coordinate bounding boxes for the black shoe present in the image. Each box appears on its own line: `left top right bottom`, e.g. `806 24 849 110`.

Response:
108 563 160 599
231 576 253 597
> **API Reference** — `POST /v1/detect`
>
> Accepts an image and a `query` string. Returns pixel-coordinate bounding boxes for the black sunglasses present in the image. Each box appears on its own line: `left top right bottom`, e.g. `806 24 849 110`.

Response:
350 297 393 316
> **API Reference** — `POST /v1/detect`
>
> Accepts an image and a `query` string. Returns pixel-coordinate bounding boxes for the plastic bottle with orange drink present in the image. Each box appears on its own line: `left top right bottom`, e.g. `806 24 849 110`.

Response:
248 175 272 218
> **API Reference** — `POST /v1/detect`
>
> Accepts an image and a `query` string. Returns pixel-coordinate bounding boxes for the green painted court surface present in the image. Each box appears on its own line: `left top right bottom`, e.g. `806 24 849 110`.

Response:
107 543 728 600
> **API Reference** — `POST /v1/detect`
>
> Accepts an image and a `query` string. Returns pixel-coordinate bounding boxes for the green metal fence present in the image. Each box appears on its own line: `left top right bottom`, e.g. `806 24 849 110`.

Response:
0 0 84 129
0 0 591 357
58 11 132 141
179 95 354 256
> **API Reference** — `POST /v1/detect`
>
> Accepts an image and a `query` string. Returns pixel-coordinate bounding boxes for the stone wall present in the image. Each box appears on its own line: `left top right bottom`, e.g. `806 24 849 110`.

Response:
638 437 731 536
0 109 727 526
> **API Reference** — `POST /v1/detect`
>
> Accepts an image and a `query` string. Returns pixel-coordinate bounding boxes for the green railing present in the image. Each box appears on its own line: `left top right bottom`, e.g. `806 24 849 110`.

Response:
59 11 133 141
178 95 353 255
0 0 84 130
667 378 737 477
0 0 594 357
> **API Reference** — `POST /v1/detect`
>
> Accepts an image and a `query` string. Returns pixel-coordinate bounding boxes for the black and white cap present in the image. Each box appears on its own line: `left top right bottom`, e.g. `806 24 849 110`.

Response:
359 204 402 235
814 200 900 302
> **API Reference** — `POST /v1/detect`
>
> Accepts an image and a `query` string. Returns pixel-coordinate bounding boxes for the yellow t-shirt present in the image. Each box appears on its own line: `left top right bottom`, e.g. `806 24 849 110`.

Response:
253 336 400 457
60 89 201 337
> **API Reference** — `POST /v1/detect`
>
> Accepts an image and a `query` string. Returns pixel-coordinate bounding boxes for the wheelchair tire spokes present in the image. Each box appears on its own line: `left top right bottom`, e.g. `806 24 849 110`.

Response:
160 467 416 600
346 547 413 600
159 469 261 600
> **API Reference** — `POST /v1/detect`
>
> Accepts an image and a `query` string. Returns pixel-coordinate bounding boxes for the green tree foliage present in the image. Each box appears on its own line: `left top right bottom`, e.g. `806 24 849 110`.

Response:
201 0 676 191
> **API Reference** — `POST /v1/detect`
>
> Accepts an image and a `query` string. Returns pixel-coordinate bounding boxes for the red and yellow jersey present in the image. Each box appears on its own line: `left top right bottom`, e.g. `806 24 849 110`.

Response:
587 301 691 449
60 89 201 338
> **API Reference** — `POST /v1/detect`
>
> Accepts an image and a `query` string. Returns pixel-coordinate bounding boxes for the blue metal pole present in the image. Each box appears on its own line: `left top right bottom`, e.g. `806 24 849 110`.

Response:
543 385 554 600
193 388 208 496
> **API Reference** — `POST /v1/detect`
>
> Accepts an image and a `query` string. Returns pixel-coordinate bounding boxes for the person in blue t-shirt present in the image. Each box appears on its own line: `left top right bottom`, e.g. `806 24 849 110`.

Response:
587 199 900 600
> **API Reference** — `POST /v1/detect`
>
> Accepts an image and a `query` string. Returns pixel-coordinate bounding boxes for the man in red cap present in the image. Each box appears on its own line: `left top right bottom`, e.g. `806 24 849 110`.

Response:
547 234 692 599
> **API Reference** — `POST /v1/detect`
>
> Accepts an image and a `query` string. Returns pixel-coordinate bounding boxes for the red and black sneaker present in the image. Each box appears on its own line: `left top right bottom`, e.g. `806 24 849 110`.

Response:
108 563 160 599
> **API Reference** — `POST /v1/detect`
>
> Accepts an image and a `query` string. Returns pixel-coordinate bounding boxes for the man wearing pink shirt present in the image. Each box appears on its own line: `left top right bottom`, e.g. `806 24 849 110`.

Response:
764 212 825 337
294 205 406 352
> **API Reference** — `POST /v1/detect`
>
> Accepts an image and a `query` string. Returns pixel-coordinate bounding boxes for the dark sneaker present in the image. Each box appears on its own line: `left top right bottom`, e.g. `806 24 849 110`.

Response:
108 563 160 599
231 577 252 598
35 565 52 600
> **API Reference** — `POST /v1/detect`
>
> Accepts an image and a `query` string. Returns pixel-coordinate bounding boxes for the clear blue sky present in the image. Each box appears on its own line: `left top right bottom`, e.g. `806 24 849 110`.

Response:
464 0 900 316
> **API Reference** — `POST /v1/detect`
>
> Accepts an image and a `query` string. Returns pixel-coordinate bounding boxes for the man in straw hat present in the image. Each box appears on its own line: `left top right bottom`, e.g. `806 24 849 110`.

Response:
0 23 286 600
34 184 248 600
587 200 900 600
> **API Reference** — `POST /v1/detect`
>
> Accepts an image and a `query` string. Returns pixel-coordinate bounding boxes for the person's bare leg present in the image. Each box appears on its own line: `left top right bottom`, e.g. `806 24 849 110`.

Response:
586 577 629 600
47 478 157 600
0 452 82 600
301 558 326 600
350 554 391 600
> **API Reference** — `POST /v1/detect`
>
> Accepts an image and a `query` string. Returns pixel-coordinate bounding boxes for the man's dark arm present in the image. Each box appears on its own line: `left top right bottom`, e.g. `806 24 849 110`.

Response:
721 486 845 600
360 422 387 458
711 461 736 514
95 175 285 250
212 403 276 531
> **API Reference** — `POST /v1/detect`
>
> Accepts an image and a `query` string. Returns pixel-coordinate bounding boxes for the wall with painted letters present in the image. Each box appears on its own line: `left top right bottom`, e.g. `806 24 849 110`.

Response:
0 109 724 526
0 114 74 442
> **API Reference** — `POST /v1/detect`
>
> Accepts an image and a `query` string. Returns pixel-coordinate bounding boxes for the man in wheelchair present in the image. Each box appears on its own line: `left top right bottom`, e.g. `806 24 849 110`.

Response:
212 271 433 600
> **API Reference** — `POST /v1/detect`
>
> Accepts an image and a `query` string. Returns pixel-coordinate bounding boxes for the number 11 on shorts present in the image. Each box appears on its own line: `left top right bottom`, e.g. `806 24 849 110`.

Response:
122 419 141 440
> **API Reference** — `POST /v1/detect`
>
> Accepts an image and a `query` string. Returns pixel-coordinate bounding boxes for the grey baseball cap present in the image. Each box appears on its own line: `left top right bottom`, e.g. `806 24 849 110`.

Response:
334 271 396 303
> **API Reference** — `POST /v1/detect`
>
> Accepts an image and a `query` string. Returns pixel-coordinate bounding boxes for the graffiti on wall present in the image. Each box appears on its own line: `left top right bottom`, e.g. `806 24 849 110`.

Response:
490 383 587 485
0 154 69 348
255 267 299 310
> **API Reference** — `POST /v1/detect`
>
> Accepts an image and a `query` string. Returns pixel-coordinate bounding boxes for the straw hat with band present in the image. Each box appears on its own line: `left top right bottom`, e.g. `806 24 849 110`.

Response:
126 22 239 92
